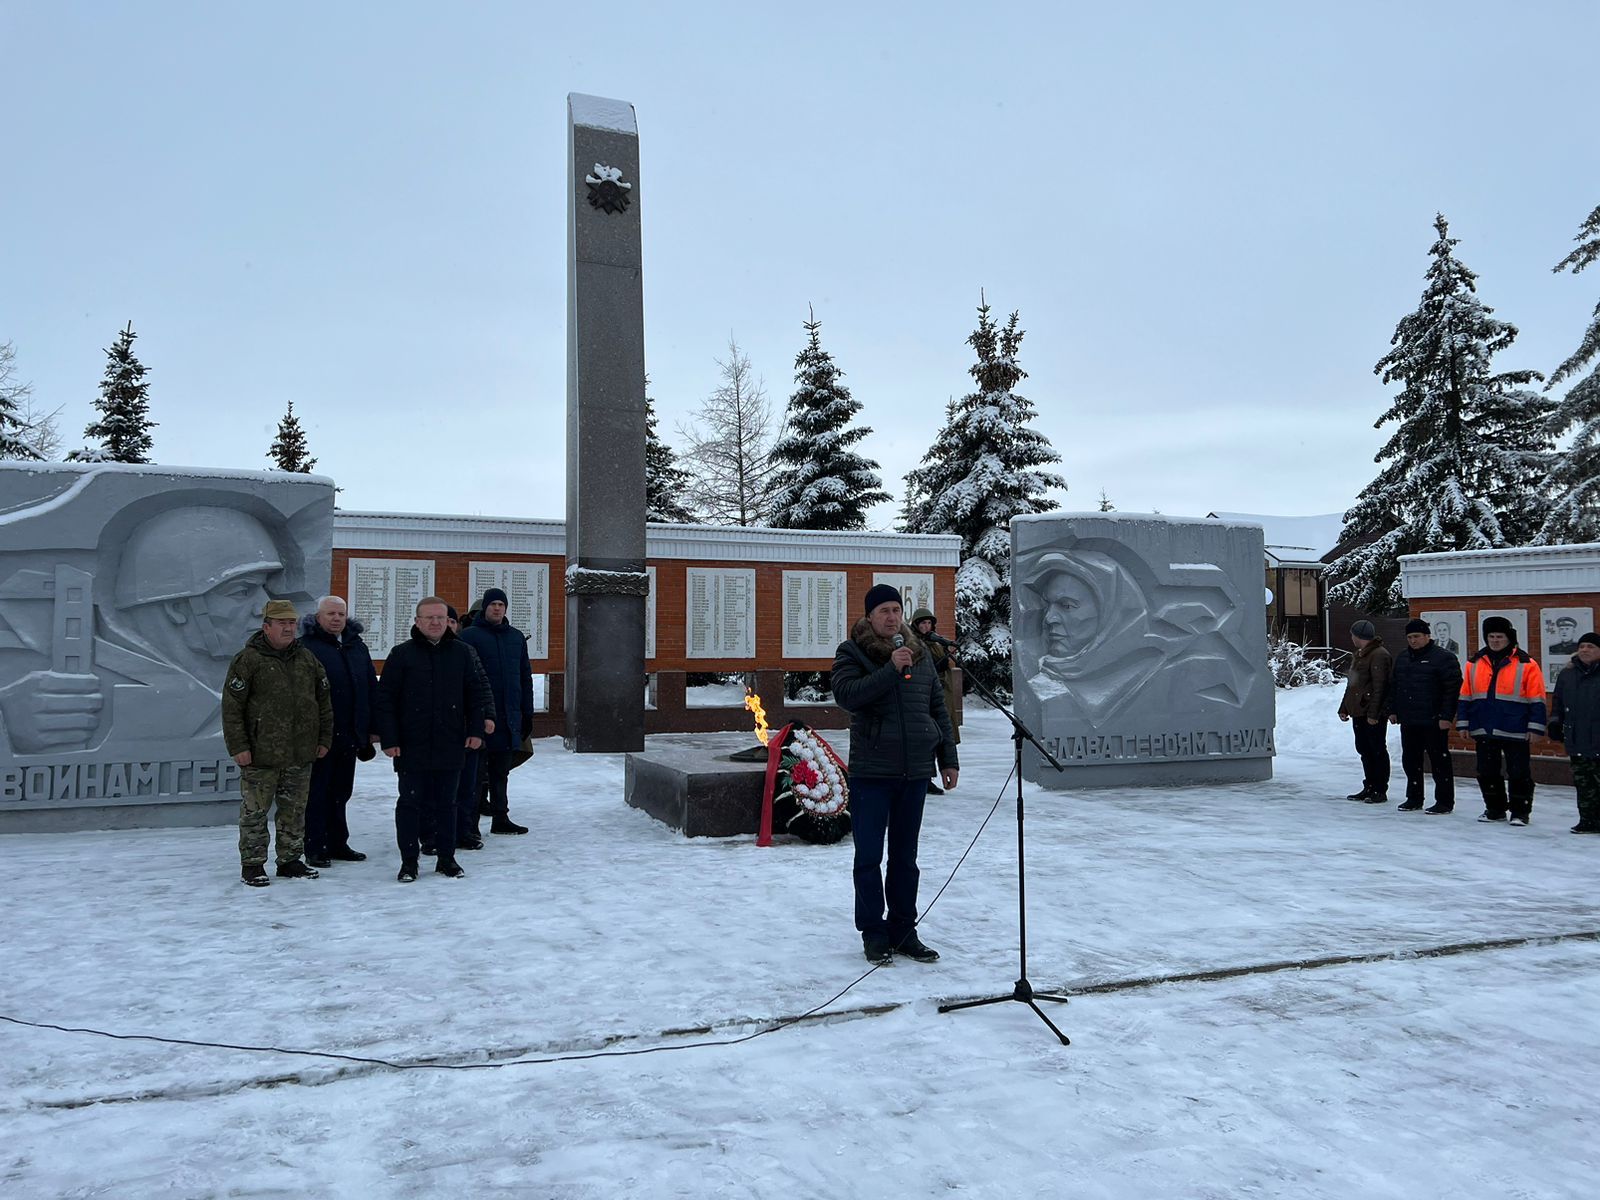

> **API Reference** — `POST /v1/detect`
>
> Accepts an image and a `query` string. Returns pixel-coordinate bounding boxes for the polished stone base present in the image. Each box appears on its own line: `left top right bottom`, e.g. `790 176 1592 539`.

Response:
1026 753 1273 790
624 747 770 838
0 799 237 834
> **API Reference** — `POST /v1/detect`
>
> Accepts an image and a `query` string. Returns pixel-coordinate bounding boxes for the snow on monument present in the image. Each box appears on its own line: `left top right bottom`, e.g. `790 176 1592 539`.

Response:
0 462 334 830
1011 513 1275 787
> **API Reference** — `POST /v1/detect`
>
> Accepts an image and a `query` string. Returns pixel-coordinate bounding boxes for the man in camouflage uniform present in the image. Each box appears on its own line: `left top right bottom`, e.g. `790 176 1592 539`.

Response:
222 599 333 886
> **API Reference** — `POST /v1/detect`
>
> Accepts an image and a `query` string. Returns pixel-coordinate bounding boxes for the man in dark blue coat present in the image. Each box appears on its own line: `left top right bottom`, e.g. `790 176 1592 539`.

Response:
459 587 535 836
1550 632 1600 834
832 583 959 966
298 596 380 865
1388 617 1461 815
375 597 491 882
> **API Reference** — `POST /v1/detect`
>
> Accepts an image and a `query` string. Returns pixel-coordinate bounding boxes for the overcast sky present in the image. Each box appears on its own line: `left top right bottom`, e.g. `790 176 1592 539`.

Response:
3 2 1595 529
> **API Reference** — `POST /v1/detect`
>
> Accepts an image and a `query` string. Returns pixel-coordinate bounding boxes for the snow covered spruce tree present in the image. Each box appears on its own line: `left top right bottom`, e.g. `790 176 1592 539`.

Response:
0 340 42 461
1536 203 1600 545
1328 215 1554 613
645 390 695 523
267 399 317 472
74 321 156 463
766 312 889 530
679 337 776 527
903 299 1066 698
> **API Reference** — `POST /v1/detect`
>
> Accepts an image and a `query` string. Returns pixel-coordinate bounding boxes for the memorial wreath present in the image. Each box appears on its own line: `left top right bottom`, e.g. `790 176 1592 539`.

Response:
758 720 851 846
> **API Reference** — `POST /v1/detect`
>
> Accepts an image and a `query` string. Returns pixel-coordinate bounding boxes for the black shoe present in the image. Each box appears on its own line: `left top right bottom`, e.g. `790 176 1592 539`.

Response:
1478 812 1507 823
241 864 270 887
306 854 333 869
1363 793 1389 804
926 782 945 795
276 859 319 879
330 846 367 862
1346 787 1371 801
863 937 893 966
1509 815 1529 827
893 933 940 963
435 858 466 878
397 861 418 883
1570 824 1600 835
1397 800 1424 811
458 836 484 851
490 817 528 835
420 842 437 857
1423 804 1453 815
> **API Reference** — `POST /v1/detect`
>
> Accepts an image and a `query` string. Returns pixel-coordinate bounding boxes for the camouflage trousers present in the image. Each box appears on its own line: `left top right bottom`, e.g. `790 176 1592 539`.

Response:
1575 757 1600 827
239 763 313 866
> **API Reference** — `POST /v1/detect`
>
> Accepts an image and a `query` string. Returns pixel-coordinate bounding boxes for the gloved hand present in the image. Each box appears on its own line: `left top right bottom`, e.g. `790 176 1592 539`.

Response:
1547 720 1563 744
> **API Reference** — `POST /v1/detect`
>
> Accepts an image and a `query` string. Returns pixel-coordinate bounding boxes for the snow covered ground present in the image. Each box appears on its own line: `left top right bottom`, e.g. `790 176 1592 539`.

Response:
4 684 1598 1199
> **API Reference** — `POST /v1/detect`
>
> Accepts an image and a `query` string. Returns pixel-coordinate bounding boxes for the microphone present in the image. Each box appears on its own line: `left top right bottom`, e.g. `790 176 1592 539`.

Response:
923 631 958 648
891 634 911 681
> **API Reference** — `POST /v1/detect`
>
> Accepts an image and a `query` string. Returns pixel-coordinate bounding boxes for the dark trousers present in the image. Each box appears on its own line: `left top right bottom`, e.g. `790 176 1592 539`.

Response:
1475 738 1533 819
1352 719 1390 795
396 770 458 862
456 750 482 843
849 776 928 939
1399 724 1454 808
482 750 514 818
305 744 358 856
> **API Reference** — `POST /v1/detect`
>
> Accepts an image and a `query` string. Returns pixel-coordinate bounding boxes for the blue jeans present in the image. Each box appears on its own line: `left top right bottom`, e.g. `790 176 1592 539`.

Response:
850 776 929 939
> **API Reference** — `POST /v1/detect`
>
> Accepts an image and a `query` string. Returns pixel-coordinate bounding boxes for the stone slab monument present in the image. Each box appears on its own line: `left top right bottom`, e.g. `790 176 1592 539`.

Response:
0 462 335 831
1011 513 1275 788
565 92 648 753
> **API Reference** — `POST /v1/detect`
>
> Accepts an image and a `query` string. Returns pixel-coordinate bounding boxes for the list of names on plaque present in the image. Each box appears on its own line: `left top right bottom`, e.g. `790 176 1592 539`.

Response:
782 570 847 659
645 566 657 659
467 561 550 658
349 558 435 656
685 567 756 659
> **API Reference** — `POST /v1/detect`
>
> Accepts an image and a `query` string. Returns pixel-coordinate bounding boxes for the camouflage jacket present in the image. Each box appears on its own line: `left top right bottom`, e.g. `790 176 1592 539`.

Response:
221 631 334 767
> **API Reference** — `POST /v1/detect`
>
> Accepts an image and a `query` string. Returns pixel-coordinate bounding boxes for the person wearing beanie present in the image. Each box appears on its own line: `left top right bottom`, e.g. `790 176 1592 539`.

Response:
1338 620 1393 804
1459 616 1547 825
459 587 535 836
910 607 961 796
831 584 959 965
1549 632 1600 833
222 598 335 886
1387 617 1461 813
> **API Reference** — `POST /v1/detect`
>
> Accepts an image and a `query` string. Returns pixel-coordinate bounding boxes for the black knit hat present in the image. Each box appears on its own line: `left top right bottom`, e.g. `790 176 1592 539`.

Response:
864 583 902 615
1405 618 1430 635
1482 615 1516 641
1579 632 1600 649
482 587 509 609
445 604 459 622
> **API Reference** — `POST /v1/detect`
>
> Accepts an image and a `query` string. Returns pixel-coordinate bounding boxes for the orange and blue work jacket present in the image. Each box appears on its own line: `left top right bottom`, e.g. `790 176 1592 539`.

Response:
1457 648 1547 741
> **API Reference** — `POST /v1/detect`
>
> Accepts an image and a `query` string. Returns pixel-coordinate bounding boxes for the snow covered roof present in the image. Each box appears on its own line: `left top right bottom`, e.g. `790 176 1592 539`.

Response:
1207 512 1344 567
1399 542 1600 599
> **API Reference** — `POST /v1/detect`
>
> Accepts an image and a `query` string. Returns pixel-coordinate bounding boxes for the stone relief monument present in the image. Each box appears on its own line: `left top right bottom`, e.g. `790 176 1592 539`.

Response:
1011 513 1274 787
0 462 334 830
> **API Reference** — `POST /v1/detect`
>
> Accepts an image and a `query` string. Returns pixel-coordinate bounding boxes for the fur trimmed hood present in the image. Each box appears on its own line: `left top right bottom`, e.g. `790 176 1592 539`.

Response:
850 616 928 665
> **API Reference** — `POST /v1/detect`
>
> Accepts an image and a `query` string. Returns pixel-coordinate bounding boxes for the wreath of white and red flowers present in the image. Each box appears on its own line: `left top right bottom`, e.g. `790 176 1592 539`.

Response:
780 726 849 816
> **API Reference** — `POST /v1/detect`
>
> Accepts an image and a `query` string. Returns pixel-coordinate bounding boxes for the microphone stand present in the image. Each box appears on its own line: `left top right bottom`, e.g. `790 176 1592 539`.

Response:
934 641 1071 1045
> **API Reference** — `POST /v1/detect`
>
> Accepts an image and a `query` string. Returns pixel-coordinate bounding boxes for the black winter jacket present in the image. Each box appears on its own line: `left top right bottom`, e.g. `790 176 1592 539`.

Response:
375 628 492 772
1388 641 1461 726
831 617 958 780
459 617 534 751
1550 657 1600 758
298 613 379 749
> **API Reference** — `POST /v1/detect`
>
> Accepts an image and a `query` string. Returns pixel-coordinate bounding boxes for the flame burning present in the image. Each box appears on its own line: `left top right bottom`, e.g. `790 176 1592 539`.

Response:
744 688 770 745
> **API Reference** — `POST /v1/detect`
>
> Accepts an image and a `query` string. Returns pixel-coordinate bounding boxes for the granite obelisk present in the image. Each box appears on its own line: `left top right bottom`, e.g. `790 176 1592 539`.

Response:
564 93 648 752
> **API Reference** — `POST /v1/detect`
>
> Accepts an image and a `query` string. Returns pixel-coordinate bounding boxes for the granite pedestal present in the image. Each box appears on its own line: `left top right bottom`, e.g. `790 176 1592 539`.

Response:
624 746 771 838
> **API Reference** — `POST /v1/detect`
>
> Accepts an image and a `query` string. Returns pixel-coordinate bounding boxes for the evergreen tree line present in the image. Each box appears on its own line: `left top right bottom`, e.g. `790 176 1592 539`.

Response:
0 322 319 472
1327 205 1600 613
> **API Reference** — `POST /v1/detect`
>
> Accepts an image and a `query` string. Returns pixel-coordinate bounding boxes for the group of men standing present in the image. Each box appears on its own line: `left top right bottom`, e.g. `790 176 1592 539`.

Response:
1340 614 1600 833
221 589 534 887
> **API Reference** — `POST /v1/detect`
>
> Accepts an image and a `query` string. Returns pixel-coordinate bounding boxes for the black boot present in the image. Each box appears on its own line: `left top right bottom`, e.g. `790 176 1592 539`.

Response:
435 858 466 878
490 815 528 835
397 861 418 883
1345 787 1371 801
241 864 270 888
1397 799 1424 811
276 859 319 879
1363 792 1389 804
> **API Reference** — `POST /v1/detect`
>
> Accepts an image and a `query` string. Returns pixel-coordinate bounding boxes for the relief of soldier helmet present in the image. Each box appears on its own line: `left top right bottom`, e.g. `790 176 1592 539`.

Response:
109 506 285 666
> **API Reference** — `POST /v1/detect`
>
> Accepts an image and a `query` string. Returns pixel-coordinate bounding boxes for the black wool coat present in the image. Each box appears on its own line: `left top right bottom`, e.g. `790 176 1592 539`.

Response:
375 628 492 772
298 613 379 749
1388 641 1461 727
1551 657 1600 758
831 617 958 780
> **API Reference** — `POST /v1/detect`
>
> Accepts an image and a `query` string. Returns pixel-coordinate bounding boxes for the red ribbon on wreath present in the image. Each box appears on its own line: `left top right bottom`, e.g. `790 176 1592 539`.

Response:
757 721 795 847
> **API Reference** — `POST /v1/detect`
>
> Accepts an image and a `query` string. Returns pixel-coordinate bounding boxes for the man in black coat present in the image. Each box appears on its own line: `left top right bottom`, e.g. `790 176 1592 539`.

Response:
1388 618 1462 814
832 583 959 966
459 587 535 836
299 597 380 866
375 597 491 882
1549 632 1600 834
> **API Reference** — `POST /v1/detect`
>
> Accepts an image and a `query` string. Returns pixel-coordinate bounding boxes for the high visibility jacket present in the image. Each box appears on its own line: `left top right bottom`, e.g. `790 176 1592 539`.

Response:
1457 647 1547 741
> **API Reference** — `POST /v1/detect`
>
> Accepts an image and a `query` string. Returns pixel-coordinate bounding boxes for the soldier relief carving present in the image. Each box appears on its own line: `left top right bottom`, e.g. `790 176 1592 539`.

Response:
0 465 333 810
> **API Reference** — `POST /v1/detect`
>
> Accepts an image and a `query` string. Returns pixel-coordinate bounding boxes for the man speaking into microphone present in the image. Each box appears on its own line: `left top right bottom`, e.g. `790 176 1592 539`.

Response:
832 583 960 966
